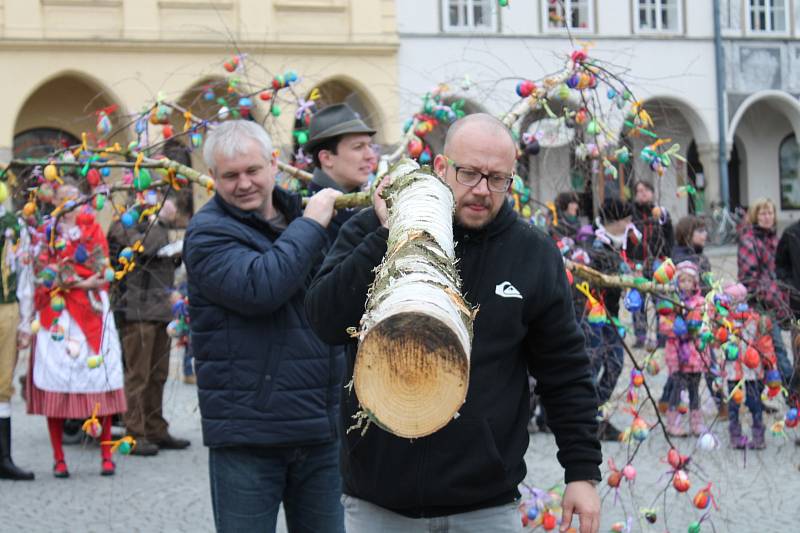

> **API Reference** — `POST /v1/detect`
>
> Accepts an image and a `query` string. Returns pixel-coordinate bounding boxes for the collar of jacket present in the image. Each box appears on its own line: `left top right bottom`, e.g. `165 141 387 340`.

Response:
453 200 517 243
213 187 301 231
310 167 359 194
752 224 776 238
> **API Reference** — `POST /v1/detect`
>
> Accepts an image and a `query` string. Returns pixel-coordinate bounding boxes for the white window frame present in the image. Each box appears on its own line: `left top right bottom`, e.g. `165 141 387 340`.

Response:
720 0 744 36
541 0 594 34
745 0 790 35
441 0 498 33
633 0 684 34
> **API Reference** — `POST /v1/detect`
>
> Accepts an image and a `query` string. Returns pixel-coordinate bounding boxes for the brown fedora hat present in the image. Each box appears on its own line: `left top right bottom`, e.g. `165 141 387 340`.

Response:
305 103 376 152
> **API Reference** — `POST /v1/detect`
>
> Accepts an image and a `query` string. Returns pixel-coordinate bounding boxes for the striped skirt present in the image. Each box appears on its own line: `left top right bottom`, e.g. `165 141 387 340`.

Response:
26 340 127 419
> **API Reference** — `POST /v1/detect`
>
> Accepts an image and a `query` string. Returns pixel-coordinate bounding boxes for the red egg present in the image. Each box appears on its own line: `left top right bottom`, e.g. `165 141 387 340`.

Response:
407 137 424 158
542 512 557 531
743 346 760 369
693 488 710 509
667 448 687 470
86 168 101 187
515 80 536 98
672 470 690 492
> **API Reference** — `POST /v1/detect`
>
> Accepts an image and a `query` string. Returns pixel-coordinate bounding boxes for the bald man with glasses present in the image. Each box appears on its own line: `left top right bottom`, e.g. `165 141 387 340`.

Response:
306 113 602 533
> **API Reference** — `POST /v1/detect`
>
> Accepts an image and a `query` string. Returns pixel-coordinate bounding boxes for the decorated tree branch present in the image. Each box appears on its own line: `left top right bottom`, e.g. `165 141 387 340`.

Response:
566 259 673 295
3 155 215 193
353 159 474 438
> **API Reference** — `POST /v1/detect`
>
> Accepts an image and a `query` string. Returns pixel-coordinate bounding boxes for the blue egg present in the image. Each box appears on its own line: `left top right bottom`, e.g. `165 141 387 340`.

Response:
624 288 643 313
527 507 538 520
672 316 688 337
74 245 89 264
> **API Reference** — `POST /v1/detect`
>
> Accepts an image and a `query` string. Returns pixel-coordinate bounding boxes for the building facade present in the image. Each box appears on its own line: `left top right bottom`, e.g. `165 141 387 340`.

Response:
0 0 399 212
396 0 800 224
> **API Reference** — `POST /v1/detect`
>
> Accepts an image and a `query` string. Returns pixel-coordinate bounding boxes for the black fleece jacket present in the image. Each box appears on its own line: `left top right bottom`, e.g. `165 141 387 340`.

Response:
777 220 800 318
305 201 602 518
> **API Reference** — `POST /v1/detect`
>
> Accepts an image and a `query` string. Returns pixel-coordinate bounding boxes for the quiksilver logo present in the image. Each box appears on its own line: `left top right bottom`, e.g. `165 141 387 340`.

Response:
495 281 522 299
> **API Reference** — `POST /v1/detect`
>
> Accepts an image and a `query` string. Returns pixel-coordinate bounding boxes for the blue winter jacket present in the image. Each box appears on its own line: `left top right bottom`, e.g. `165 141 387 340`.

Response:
184 190 343 448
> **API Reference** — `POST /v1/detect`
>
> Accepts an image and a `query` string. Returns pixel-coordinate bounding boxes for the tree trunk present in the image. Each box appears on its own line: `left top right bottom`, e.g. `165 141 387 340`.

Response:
355 159 474 438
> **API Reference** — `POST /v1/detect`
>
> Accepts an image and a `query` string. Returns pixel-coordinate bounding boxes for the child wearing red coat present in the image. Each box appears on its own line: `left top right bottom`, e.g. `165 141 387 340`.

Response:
723 282 775 449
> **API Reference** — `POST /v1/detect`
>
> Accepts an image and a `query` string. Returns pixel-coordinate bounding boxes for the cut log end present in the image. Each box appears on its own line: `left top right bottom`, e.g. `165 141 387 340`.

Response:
355 312 469 439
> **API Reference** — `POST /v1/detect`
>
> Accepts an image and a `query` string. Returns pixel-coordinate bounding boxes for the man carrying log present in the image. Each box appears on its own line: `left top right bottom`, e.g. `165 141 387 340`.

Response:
306 113 602 533
183 120 345 532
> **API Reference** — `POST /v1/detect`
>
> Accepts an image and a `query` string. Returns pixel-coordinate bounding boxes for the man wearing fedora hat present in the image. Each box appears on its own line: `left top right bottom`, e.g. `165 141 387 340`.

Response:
306 104 377 239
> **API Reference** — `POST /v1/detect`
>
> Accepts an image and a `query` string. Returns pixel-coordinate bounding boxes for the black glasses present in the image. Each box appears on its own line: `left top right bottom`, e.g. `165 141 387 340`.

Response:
447 158 513 193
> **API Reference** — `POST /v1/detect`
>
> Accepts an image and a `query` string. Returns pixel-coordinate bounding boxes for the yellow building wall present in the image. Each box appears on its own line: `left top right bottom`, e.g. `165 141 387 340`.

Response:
0 0 400 159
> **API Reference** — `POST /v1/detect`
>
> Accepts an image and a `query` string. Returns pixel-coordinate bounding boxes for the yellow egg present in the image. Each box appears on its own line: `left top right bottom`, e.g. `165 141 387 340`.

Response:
44 164 59 182
0 182 7 203
22 202 36 217
31 319 40 333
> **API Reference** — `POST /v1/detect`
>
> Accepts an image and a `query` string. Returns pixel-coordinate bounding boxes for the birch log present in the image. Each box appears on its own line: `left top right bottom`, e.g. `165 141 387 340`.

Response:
355 159 474 438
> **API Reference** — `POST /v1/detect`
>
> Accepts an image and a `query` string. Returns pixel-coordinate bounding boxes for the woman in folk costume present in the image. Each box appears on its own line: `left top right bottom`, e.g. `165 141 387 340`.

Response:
23 179 126 478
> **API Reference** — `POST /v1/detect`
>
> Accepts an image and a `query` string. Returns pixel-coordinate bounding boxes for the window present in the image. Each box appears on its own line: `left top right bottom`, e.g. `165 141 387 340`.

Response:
780 134 800 210
636 0 682 33
747 0 787 33
721 0 742 32
442 0 496 32
544 0 593 32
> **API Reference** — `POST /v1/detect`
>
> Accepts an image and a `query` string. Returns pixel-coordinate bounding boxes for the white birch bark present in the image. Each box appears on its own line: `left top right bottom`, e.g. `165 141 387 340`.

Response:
355 159 474 438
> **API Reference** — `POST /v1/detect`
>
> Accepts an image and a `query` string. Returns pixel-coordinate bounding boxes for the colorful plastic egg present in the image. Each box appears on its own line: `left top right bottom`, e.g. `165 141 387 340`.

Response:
653 258 676 284
119 247 134 263
743 346 760 369
50 295 66 312
44 164 59 182
624 288 643 313
50 324 65 342
672 469 690 492
134 169 152 191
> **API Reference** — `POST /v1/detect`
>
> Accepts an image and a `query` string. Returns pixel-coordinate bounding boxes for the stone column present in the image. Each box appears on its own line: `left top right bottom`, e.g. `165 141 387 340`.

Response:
696 142 729 210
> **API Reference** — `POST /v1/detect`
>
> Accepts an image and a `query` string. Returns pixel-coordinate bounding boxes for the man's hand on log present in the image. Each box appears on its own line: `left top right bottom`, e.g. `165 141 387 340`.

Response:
303 188 342 228
373 174 391 229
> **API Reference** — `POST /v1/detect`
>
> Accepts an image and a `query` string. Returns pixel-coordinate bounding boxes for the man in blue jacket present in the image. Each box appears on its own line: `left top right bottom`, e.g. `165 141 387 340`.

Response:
306 114 602 533
184 120 344 533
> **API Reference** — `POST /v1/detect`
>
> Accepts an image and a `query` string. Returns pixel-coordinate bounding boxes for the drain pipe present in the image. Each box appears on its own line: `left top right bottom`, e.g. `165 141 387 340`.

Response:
713 0 730 208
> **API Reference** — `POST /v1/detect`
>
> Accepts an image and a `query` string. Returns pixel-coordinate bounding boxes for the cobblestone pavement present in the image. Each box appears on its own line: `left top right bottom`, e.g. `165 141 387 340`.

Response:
3 247 799 532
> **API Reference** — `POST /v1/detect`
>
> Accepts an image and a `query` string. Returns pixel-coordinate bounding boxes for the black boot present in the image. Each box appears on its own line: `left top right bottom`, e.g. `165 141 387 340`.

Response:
0 417 35 480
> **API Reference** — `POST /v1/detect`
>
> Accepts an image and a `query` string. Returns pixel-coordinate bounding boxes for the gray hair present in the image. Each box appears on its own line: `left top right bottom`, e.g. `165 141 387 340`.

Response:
203 120 274 172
